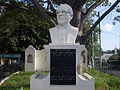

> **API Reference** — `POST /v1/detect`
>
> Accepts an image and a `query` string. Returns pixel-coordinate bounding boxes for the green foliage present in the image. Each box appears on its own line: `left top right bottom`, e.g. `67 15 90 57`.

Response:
0 64 24 82
107 54 120 70
84 23 100 63
86 69 120 90
0 71 34 90
83 18 100 55
109 54 120 60
0 6 51 54
82 18 100 65
83 0 110 13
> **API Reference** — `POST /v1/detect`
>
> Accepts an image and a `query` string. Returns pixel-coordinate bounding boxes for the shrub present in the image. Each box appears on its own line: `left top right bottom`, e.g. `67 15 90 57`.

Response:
109 54 119 60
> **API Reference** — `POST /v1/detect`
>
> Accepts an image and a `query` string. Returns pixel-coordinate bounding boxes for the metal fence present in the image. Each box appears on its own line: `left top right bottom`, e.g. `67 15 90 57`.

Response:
94 59 120 77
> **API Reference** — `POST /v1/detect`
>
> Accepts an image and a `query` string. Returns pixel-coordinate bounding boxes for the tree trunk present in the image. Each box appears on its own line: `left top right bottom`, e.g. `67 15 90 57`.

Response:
78 21 84 35
71 6 82 27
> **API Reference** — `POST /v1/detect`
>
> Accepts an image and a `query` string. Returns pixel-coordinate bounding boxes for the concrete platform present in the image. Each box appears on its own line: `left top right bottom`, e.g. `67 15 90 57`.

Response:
30 72 94 90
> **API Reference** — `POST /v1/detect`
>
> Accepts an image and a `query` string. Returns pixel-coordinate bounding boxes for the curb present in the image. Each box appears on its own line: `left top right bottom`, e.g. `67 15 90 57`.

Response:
0 71 20 86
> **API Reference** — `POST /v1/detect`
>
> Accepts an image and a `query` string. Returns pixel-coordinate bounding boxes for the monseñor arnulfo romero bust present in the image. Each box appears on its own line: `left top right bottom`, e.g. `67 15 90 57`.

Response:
49 4 78 44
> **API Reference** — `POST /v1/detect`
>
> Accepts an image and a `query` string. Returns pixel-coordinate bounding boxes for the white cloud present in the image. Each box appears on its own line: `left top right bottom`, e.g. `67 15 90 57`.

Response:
109 0 116 3
102 23 113 31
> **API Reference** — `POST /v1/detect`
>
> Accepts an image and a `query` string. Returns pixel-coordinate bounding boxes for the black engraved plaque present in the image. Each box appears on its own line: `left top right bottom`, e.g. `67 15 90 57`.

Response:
50 49 76 85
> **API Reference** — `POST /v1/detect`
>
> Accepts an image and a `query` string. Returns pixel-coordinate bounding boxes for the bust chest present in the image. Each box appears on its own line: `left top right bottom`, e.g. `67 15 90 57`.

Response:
58 28 68 42
49 25 78 43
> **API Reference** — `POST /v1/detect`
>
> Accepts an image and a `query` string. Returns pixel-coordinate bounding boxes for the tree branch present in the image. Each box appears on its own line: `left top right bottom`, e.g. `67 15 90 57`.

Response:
82 0 104 24
75 0 88 6
0 1 56 27
81 0 120 42
0 1 30 12
29 0 56 27
0 2 41 17
53 0 60 5
48 0 56 13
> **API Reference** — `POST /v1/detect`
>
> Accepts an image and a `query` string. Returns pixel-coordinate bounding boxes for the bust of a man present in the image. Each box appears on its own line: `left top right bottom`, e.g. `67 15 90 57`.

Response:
49 4 78 44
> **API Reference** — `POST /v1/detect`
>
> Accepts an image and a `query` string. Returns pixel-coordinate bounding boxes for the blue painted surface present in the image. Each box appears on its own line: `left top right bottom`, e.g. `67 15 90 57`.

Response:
0 54 21 58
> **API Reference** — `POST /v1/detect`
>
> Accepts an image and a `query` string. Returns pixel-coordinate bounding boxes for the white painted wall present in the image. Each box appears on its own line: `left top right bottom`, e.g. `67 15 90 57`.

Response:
25 45 36 72
25 45 49 72
36 49 49 71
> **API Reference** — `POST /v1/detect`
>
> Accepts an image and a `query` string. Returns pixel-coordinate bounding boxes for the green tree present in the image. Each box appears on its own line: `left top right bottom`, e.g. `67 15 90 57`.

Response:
0 0 119 56
0 0 119 43
0 7 50 54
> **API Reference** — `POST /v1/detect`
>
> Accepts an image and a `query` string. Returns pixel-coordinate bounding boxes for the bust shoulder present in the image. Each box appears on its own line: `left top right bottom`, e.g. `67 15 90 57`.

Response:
70 25 78 31
49 26 57 31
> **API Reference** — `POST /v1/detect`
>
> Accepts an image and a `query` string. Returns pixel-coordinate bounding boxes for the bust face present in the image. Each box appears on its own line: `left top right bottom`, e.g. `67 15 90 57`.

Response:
49 4 78 44
56 5 72 26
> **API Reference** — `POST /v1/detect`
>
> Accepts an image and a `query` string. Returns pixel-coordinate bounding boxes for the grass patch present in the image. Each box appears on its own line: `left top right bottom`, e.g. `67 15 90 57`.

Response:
0 69 120 90
86 69 120 90
0 71 34 90
0 64 24 81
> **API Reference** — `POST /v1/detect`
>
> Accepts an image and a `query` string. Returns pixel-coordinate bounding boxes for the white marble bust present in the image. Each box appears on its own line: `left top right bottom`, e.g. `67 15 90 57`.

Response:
49 4 78 44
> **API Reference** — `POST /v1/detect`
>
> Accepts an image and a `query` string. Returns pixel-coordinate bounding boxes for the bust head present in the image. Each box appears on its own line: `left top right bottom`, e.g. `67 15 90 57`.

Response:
49 4 78 44
56 4 73 26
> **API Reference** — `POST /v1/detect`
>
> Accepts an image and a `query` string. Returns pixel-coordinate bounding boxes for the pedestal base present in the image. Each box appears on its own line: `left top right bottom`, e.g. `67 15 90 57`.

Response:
30 72 94 90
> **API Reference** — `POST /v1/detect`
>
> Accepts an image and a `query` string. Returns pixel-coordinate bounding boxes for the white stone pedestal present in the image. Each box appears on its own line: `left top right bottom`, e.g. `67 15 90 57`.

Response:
30 73 94 90
30 44 94 90
44 44 85 67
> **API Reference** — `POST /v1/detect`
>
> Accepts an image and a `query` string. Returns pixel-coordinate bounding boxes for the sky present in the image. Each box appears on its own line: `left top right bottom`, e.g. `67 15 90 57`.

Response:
94 0 120 51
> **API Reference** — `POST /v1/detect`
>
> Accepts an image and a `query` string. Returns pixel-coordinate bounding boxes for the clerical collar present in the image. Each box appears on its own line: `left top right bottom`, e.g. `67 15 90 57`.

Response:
56 24 71 29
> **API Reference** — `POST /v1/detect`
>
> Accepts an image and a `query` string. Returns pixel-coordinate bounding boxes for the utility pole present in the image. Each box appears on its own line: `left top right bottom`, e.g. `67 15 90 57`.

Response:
98 12 102 69
92 31 95 68
119 32 120 51
116 20 120 54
